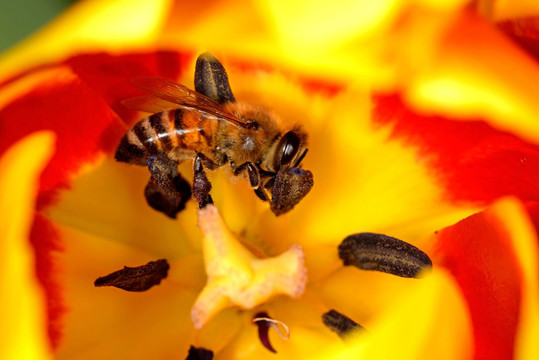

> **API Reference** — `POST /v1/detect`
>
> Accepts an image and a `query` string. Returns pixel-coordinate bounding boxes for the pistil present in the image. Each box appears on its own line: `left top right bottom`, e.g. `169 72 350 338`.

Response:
191 204 307 328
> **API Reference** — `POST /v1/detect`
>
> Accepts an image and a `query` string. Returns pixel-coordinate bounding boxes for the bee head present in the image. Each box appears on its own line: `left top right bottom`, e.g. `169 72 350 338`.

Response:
267 129 312 215
272 130 308 171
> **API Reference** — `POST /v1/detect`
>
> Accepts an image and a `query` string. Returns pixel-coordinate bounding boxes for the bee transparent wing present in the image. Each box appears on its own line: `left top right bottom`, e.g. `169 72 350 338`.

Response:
131 77 248 129
121 95 182 113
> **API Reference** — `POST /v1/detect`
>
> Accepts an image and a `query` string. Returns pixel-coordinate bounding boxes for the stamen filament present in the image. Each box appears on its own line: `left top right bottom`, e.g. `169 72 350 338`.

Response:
253 312 290 353
253 316 291 340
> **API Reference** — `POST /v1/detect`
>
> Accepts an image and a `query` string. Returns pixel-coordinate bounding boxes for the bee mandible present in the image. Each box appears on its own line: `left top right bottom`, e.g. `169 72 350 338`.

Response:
115 53 313 218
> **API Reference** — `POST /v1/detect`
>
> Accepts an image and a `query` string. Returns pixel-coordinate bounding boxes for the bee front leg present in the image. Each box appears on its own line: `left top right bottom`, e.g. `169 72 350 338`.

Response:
233 162 260 188
145 155 191 219
233 162 269 202
193 153 219 208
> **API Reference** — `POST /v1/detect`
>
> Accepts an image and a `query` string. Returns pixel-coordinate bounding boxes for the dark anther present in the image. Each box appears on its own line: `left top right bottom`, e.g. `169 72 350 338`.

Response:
145 173 191 219
185 345 214 360
194 52 235 105
253 312 290 354
173 173 192 204
94 259 169 291
144 155 191 218
322 309 364 339
338 233 432 278
270 167 313 216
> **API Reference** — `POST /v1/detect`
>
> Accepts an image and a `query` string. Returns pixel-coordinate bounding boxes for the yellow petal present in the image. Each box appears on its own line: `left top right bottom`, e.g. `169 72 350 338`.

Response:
292 86 475 246
54 223 203 359
192 204 307 328
48 158 199 257
314 269 473 359
0 131 55 359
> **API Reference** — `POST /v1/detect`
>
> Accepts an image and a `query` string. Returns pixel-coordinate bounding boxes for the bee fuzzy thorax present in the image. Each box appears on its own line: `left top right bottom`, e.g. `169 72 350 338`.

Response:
223 102 308 173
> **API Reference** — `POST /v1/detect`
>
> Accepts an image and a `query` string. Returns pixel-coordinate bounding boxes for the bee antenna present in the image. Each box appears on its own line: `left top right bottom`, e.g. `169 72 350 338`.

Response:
293 149 308 167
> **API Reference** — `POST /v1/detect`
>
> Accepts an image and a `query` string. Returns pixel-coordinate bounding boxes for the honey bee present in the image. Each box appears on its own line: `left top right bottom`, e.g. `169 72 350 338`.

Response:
115 53 313 218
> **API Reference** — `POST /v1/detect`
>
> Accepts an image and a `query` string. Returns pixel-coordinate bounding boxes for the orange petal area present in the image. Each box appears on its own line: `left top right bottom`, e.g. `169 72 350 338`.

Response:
478 0 539 21
164 0 470 87
430 197 539 360
313 269 473 360
497 18 539 66
191 204 307 329
0 131 55 359
405 10 539 144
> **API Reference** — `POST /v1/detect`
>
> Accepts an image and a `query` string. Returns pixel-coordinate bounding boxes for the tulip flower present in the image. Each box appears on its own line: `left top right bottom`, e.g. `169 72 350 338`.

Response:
1 1 539 359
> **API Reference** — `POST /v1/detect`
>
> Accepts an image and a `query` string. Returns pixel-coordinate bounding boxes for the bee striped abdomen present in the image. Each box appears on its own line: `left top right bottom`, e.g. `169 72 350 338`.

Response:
115 111 171 165
115 109 214 166
150 111 173 151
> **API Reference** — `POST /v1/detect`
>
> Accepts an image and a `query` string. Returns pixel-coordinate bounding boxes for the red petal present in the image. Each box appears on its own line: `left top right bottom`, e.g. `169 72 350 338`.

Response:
63 51 193 124
524 201 539 234
29 214 64 349
431 204 524 360
373 94 539 204
0 70 124 209
0 51 192 209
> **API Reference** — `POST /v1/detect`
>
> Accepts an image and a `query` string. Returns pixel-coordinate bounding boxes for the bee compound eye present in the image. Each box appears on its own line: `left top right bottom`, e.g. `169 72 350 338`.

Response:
276 131 300 169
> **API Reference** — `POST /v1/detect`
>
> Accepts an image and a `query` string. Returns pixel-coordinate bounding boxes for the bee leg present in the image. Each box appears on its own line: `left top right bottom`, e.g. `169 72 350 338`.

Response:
233 162 260 188
193 153 219 208
145 155 191 218
234 162 271 202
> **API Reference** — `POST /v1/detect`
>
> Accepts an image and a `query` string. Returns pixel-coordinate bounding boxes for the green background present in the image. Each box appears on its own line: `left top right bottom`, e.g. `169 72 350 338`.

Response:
0 0 76 52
